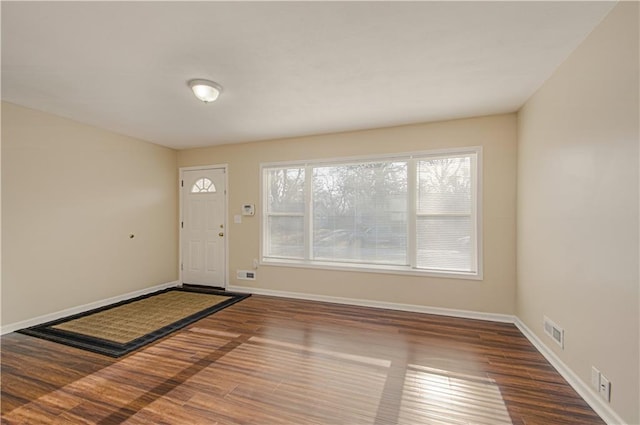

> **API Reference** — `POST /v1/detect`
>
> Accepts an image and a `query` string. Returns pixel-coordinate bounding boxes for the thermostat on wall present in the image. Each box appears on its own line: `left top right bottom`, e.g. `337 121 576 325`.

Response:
242 204 255 216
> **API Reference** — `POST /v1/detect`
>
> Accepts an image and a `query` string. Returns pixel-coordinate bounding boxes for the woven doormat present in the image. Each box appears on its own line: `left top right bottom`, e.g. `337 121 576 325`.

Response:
18 287 250 357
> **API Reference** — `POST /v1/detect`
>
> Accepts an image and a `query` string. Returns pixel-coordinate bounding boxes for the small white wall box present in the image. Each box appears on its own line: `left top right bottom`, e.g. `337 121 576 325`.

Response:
242 204 255 216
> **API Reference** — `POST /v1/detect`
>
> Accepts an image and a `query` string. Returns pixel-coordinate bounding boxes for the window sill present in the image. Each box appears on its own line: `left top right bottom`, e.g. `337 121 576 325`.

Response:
260 258 482 281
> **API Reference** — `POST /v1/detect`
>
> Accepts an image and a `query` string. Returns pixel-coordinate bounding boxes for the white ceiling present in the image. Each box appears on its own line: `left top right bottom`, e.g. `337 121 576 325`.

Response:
2 1 615 150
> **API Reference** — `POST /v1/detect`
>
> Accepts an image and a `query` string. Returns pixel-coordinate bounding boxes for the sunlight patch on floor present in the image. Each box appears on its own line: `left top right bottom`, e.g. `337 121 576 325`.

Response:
398 364 512 425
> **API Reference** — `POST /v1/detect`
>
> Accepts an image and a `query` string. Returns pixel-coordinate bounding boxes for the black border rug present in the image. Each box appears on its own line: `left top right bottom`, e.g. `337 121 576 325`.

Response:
18 286 250 357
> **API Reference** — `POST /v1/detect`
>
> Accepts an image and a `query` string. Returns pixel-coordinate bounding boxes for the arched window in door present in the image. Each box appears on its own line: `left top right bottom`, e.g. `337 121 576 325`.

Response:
191 177 216 193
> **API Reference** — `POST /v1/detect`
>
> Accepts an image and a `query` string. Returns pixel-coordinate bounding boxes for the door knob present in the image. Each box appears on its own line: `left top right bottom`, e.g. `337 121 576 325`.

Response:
219 232 224 237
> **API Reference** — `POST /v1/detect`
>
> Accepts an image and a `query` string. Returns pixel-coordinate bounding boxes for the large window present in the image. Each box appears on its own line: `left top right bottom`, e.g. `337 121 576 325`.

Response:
262 148 481 278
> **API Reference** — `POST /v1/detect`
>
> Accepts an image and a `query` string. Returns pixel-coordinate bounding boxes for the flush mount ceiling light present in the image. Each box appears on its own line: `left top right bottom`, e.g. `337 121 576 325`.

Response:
188 79 223 103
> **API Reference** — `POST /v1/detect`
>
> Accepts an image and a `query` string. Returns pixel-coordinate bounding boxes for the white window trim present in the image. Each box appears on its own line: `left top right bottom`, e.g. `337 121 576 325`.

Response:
260 147 483 281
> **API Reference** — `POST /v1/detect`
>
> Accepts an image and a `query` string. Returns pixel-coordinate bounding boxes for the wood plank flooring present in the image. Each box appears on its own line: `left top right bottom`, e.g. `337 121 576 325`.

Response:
1 295 604 424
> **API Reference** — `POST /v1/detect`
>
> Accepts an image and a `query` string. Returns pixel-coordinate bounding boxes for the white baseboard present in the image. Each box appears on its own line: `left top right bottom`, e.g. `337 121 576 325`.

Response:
228 285 626 425
1 280 180 335
514 318 626 425
227 285 515 323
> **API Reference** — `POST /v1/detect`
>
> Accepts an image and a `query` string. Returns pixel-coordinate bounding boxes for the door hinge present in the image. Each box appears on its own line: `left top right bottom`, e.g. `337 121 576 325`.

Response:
181 180 184 187
181 263 183 271
181 221 184 228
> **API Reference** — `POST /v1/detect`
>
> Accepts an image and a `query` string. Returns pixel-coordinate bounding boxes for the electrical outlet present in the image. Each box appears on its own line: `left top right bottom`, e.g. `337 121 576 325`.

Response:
591 366 600 391
599 374 611 402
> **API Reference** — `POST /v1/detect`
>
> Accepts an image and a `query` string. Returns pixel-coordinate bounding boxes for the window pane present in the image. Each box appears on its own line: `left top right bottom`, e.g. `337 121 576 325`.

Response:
266 168 305 213
417 157 471 214
262 149 480 277
416 216 472 272
266 216 304 258
191 177 216 193
312 161 408 265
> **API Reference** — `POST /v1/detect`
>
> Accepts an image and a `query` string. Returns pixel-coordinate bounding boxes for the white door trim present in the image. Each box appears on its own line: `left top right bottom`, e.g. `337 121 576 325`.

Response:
179 164 229 288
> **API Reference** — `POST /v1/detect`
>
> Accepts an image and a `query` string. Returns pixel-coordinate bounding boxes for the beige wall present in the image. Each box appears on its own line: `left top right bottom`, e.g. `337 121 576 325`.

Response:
517 3 639 423
1 102 179 325
179 114 517 314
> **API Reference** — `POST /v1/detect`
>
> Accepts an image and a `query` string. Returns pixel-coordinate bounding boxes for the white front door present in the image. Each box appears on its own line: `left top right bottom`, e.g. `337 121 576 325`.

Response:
181 168 226 287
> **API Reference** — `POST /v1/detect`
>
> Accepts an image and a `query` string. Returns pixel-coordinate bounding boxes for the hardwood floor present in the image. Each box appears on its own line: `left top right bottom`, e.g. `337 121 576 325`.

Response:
2 295 604 424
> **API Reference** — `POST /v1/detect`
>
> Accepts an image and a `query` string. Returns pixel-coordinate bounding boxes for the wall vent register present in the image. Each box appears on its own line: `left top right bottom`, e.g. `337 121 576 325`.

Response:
543 316 564 349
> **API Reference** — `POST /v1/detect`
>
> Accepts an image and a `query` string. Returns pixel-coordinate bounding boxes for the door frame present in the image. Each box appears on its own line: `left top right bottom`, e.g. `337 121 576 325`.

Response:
179 164 229 288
